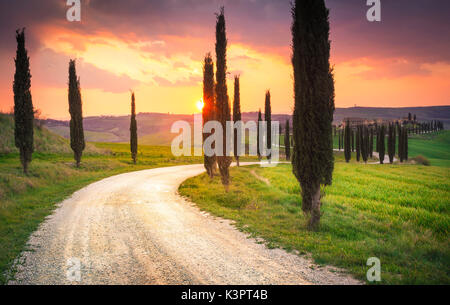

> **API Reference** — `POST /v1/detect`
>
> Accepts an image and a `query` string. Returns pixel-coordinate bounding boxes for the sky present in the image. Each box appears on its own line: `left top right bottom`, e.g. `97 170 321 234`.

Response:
0 0 449 119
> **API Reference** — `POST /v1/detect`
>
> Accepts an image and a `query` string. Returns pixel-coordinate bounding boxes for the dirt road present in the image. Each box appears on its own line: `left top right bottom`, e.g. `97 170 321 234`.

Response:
9 163 360 285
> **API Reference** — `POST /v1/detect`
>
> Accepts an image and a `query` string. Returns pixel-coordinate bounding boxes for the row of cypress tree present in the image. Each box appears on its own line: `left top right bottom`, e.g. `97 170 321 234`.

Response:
203 8 289 188
201 8 232 188
408 121 444 134
342 122 409 164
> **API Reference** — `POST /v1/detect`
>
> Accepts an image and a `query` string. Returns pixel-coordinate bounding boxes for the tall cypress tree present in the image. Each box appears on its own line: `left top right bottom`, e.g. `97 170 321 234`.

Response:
369 128 374 158
257 109 262 160
398 126 404 162
68 59 85 167
233 75 241 166
361 125 368 163
344 121 351 162
279 124 282 147
130 92 137 164
13 29 34 174
378 125 385 164
291 0 335 230
404 127 408 161
202 53 216 178
356 126 361 162
338 129 341 150
351 129 355 152
264 90 272 161
215 8 232 188
285 120 291 160
387 123 395 164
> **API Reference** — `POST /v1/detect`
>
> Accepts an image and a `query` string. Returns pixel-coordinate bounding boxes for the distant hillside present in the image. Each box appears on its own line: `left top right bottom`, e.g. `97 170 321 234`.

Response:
45 113 193 146
43 106 450 146
333 106 450 127
0 113 105 154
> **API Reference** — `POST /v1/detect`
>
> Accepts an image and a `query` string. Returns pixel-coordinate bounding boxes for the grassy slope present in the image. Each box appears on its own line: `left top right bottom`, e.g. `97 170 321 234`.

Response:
332 130 450 167
179 156 450 284
0 113 104 155
408 131 450 167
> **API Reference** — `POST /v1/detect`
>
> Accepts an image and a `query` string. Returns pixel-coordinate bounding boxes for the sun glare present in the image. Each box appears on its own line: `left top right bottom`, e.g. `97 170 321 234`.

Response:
196 99 204 111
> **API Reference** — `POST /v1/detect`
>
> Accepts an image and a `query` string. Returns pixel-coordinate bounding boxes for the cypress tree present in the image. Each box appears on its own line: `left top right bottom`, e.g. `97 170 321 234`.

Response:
285 120 291 160
387 123 393 163
404 127 408 161
361 126 368 163
338 129 341 150
202 53 216 178
279 124 282 147
393 123 397 159
344 121 351 162
378 125 385 164
13 29 34 174
398 126 404 162
215 7 232 188
369 128 374 158
356 126 361 162
130 92 137 164
375 127 379 152
291 0 335 230
257 109 262 160
68 59 85 167
351 129 355 152
264 90 272 161
233 75 241 166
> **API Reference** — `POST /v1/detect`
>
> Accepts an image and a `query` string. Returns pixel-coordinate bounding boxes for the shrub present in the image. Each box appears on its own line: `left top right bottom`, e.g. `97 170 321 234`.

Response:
412 155 430 166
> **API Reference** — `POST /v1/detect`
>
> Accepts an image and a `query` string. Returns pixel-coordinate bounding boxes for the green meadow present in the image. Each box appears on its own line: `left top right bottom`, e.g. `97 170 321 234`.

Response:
179 155 450 284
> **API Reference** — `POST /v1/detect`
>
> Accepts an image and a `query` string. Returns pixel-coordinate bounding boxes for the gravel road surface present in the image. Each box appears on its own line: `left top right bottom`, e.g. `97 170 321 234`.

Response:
9 163 360 285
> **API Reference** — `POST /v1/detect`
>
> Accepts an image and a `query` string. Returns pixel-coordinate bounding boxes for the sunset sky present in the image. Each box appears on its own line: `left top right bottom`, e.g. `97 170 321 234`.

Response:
0 0 449 119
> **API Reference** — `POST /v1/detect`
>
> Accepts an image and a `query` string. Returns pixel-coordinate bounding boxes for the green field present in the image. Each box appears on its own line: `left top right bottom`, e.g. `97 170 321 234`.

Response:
332 130 450 167
408 132 450 167
179 159 450 284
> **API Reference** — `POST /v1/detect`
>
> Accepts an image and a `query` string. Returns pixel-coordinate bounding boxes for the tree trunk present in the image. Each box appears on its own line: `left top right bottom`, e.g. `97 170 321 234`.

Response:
308 186 321 231
22 158 28 175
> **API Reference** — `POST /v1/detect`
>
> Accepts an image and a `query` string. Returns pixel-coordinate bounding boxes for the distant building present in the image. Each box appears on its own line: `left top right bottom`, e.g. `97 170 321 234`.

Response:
342 117 367 128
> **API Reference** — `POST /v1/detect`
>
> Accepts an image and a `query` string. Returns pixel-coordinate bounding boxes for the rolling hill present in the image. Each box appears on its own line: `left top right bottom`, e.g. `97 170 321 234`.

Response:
43 106 449 146
0 113 104 154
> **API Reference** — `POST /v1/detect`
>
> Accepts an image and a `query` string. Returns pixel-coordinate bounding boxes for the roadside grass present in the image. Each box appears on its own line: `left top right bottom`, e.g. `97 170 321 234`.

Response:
179 159 450 284
0 143 205 283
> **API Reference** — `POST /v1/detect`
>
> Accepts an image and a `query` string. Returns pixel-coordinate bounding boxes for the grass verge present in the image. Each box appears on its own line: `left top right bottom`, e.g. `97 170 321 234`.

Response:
179 158 450 284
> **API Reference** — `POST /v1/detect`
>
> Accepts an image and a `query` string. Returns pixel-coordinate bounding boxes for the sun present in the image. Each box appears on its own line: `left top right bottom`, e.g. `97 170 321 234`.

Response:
196 99 204 111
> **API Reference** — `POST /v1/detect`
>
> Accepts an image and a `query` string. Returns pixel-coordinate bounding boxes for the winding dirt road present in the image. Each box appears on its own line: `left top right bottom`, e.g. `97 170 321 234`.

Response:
9 163 360 285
